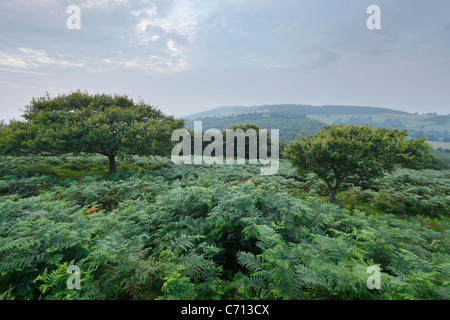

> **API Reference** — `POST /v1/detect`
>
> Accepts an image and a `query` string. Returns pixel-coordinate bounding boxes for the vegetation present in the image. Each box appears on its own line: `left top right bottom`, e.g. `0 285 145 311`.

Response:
284 125 431 203
185 104 450 143
0 96 448 301
306 113 449 142
182 123 275 160
0 91 185 173
185 104 410 120
425 148 450 170
0 154 448 300
186 113 325 143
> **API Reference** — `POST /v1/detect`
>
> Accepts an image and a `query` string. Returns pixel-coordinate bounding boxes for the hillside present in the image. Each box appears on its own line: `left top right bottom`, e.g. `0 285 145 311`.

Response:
0 94 448 301
185 104 409 120
185 105 450 144
0 155 448 300
186 113 326 143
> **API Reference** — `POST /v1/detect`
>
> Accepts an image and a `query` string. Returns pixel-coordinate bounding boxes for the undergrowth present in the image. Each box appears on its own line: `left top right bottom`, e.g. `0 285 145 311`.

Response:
0 155 448 300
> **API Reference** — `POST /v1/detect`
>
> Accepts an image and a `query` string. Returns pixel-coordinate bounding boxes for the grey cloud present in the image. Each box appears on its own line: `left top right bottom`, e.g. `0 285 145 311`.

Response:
0 0 449 120
315 51 341 68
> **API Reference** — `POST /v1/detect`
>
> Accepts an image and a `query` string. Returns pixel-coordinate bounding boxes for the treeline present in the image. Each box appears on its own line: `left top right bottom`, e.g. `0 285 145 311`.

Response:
186 113 325 143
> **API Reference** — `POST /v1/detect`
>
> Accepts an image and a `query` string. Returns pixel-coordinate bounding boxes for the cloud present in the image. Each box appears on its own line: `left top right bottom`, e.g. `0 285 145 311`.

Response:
131 2 200 42
81 0 129 9
0 68 50 76
315 51 341 68
0 51 28 69
0 48 84 70
1 0 450 118
0 0 216 74
121 0 217 72
99 39 189 73
0 80 37 89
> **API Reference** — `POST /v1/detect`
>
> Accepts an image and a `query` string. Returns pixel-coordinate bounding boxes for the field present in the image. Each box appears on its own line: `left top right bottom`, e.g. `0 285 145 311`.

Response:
185 105 450 143
426 141 450 151
0 155 448 300
308 114 449 134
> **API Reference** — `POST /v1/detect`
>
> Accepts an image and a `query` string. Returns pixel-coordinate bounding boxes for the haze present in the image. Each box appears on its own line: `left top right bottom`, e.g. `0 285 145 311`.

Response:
1 0 449 121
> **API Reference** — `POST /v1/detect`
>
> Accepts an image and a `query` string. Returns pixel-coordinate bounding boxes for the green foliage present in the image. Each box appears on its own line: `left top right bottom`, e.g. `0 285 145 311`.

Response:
371 169 450 218
181 123 277 160
284 125 431 203
222 123 274 160
0 155 448 300
427 148 450 170
186 105 450 143
0 91 185 172
186 113 325 143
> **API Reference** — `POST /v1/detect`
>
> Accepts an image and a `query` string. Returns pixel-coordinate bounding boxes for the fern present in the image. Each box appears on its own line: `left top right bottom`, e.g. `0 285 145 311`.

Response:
0 155 448 300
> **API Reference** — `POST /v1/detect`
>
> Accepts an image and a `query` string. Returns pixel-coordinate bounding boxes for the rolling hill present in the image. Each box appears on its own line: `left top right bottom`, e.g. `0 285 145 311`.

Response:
184 104 450 145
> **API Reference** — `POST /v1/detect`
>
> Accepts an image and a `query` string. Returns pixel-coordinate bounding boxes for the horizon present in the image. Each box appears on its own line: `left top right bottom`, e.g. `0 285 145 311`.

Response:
1 100 448 123
1 1 449 121
180 103 450 119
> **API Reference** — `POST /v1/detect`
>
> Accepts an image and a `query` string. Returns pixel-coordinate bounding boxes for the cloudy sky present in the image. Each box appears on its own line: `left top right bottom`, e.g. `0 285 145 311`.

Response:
0 0 449 120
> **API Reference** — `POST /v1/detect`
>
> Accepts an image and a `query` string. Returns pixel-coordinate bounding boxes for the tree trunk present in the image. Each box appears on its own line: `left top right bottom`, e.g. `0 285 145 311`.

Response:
108 155 117 173
329 189 337 203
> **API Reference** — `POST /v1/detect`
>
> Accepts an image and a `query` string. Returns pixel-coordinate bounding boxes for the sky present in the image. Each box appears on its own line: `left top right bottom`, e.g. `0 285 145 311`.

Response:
0 0 449 121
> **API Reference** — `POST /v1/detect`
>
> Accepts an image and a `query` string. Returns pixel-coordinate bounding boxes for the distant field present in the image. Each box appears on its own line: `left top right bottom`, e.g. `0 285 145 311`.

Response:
380 113 435 120
426 141 450 150
307 114 387 125
307 114 449 140
308 114 442 127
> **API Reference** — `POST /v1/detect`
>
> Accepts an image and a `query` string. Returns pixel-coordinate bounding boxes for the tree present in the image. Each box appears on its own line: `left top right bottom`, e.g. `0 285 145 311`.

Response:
223 123 273 160
0 91 185 173
184 123 275 159
284 125 430 203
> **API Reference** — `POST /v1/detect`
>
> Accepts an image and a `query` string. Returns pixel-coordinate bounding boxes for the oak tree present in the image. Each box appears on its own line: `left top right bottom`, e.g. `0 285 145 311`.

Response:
0 91 185 173
284 125 430 203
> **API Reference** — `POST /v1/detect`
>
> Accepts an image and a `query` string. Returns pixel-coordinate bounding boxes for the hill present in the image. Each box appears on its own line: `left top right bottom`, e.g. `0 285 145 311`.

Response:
185 104 409 120
185 104 450 144
186 113 326 143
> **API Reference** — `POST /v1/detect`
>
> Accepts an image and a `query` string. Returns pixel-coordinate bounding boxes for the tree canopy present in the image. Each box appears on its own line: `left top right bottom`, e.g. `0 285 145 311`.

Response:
0 91 185 172
284 124 431 203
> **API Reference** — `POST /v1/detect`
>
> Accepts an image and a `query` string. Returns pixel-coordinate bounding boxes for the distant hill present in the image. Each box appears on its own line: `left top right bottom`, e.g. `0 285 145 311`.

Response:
184 104 450 144
185 104 408 120
184 106 252 120
186 113 326 143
